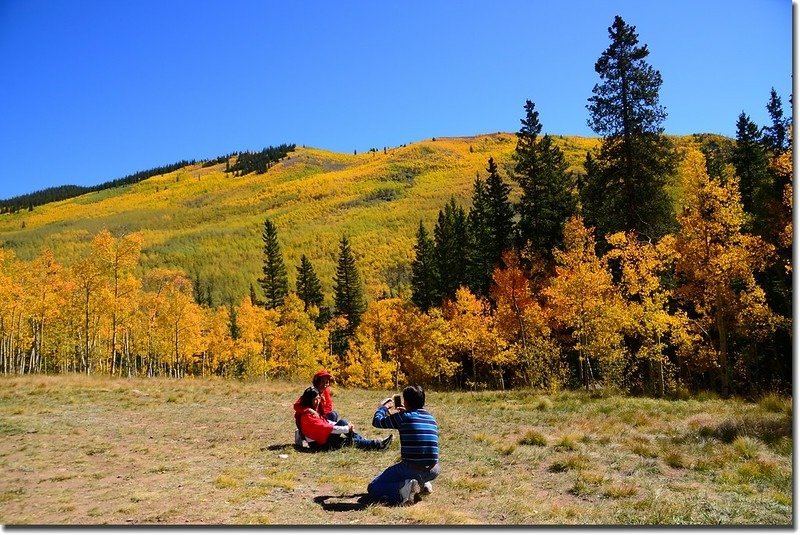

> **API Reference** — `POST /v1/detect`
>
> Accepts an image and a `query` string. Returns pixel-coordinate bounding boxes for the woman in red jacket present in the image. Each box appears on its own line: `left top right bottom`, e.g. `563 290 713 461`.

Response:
295 387 392 451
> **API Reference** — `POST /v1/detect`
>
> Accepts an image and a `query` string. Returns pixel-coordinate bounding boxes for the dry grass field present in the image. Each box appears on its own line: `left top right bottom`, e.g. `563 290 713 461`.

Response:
0 375 791 526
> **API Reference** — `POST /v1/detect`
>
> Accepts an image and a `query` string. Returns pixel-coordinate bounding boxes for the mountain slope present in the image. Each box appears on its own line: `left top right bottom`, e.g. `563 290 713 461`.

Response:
0 133 660 307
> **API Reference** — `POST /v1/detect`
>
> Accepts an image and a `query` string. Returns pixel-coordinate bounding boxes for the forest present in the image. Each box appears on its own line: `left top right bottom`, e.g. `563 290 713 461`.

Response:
0 17 791 399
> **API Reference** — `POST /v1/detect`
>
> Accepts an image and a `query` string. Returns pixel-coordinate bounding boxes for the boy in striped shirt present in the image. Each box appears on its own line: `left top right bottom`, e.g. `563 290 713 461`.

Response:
368 385 440 506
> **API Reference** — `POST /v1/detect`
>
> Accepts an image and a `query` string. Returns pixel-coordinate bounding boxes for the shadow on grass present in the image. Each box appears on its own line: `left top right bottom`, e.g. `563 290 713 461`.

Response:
314 493 374 512
264 443 319 454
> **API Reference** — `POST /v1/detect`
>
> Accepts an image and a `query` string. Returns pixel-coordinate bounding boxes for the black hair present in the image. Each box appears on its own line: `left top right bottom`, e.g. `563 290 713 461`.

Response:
402 385 425 411
300 387 319 408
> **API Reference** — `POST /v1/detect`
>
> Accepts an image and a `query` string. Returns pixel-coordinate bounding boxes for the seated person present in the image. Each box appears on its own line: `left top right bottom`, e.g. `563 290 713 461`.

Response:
294 387 393 451
293 370 343 423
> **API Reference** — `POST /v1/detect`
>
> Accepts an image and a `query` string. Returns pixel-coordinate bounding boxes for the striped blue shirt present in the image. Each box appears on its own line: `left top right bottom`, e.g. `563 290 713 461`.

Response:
372 406 439 466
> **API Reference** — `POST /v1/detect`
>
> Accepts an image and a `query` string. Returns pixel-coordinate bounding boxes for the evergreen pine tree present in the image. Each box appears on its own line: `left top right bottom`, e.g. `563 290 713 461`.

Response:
583 16 677 241
762 88 790 153
732 113 772 225
466 174 495 296
410 221 440 310
512 100 577 259
257 218 289 309
296 254 324 311
485 157 515 264
333 235 367 333
434 197 470 300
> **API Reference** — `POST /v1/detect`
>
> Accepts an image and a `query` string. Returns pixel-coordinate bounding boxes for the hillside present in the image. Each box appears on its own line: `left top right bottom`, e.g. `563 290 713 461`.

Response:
0 133 707 307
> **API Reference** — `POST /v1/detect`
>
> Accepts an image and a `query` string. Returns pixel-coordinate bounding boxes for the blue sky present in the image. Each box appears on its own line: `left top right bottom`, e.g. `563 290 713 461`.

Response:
0 0 791 199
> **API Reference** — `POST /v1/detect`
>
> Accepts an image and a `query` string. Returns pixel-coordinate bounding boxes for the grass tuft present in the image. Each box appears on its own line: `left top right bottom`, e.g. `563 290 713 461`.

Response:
758 393 791 415
732 436 760 459
519 430 547 447
602 483 638 498
495 443 517 455
555 434 580 451
549 453 590 473
663 451 689 469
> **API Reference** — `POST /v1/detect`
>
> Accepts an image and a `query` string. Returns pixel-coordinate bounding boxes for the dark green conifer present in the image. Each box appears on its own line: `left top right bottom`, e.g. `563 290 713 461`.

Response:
296 255 324 312
333 236 367 333
733 113 772 224
512 100 576 259
485 157 515 264
583 16 677 241
257 218 289 309
762 88 790 153
411 221 441 310
466 174 495 297
434 197 469 300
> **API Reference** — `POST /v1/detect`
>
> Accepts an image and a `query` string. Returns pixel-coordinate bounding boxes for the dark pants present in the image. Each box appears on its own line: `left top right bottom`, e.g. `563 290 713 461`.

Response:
368 460 440 504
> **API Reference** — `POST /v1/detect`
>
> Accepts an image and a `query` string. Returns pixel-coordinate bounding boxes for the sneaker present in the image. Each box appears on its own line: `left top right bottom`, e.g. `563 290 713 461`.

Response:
399 479 421 506
379 434 393 450
421 481 433 495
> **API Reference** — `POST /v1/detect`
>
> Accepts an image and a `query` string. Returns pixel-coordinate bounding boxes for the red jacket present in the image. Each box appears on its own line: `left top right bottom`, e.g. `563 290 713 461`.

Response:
292 386 333 416
295 407 334 444
319 386 333 415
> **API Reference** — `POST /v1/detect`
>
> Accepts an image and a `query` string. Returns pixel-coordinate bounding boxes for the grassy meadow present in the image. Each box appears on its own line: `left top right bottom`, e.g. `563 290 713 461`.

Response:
0 375 791 526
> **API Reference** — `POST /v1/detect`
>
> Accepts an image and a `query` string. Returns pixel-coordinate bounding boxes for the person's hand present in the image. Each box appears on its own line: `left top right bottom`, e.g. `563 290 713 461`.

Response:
308 409 318 417
348 423 355 432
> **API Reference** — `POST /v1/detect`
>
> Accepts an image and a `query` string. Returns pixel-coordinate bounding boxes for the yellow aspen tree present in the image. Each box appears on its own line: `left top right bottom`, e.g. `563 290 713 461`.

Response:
114 275 143 377
340 298 400 389
674 148 780 395
770 126 792 273
153 269 196 377
443 287 510 389
544 216 630 390
391 304 457 388
203 306 234 377
140 268 193 377
271 293 329 379
605 232 691 396
70 234 113 374
235 295 279 378
0 248 25 374
92 230 143 376
22 249 67 374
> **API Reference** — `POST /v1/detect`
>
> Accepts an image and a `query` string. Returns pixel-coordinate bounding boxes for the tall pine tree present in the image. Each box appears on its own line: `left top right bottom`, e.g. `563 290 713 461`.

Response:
296 254 323 312
333 235 367 333
583 16 677 241
410 221 440 310
258 218 288 309
762 88 790 153
512 100 576 260
485 157 515 264
732 113 773 233
466 174 495 297
434 197 470 300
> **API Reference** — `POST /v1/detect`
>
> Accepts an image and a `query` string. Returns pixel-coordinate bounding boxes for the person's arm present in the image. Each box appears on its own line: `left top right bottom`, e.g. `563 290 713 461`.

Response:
329 423 353 435
372 400 401 429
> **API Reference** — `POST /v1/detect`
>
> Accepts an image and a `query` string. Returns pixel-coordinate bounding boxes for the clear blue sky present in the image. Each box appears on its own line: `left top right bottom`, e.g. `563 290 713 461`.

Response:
0 0 792 199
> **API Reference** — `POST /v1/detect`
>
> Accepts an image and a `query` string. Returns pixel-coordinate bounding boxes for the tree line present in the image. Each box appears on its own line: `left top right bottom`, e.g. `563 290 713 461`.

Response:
0 160 197 214
0 143 297 214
